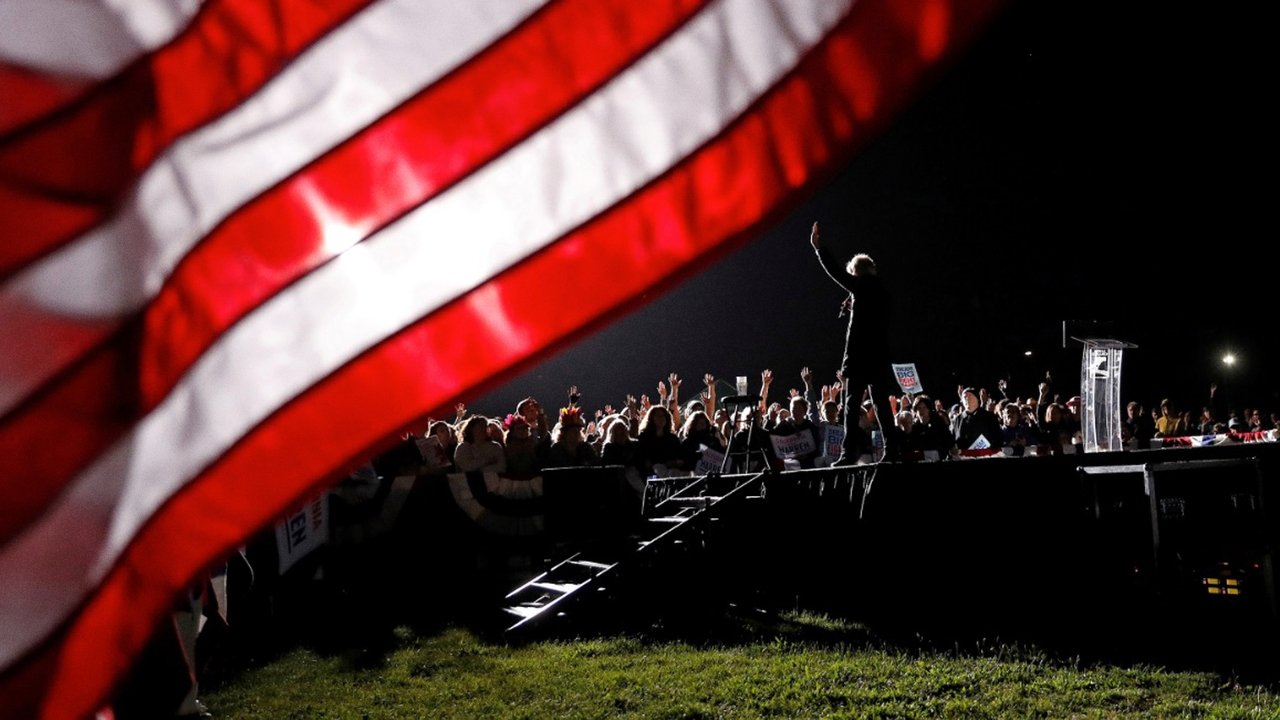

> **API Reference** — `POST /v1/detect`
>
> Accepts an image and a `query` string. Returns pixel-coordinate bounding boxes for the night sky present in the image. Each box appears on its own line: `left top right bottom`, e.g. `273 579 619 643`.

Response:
472 0 1275 422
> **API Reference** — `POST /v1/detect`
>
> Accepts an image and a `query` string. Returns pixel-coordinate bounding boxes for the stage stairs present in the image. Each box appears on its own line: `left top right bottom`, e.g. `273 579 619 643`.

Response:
499 469 768 641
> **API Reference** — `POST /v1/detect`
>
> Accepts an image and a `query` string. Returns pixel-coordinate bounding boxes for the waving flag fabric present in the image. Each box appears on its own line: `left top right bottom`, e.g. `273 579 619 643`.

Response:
0 0 1003 716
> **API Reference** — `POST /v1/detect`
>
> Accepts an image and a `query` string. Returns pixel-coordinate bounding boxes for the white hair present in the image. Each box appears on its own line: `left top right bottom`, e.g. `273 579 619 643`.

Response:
845 253 876 276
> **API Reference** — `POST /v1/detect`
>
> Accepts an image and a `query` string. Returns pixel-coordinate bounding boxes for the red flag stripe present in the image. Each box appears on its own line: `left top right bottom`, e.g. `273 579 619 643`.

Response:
138 0 709 400
0 0 709 544
0 0 519 279
0 0 708 415
0 0 851 595
0 2 1004 713
0 0 1001 687
0 0 549 417
0 0 856 662
0 62 91 136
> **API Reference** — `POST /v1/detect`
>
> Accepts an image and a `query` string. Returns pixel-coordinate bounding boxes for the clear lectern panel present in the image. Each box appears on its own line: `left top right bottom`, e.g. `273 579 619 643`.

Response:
1078 338 1136 453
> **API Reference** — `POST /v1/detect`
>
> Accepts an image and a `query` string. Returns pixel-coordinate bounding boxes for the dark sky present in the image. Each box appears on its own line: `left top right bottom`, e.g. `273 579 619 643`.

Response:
473 0 1276 421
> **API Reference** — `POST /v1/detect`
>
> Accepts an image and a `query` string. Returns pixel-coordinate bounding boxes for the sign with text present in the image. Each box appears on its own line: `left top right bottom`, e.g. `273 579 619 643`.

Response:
892 363 923 395
415 435 451 469
770 430 817 459
823 425 845 458
275 493 328 575
695 446 726 475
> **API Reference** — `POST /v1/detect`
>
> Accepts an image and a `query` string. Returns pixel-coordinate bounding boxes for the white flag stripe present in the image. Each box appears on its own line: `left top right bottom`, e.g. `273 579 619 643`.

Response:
0 0 203 78
0 0 546 417
0 0 851 666
354 0 849 326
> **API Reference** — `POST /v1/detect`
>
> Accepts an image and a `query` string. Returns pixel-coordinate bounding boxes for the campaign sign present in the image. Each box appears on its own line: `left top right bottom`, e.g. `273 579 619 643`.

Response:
770 431 817 459
892 363 922 395
695 446 726 475
276 493 328 575
824 425 845 457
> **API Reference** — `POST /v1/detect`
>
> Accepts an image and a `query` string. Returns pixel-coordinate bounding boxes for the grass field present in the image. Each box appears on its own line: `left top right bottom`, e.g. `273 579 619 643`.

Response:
202 608 1280 719
198 462 1280 718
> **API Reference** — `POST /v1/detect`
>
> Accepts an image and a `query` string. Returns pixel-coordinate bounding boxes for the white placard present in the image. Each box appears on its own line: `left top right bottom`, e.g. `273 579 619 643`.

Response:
892 363 923 395
823 425 845 457
770 431 817 458
275 493 328 575
695 446 725 475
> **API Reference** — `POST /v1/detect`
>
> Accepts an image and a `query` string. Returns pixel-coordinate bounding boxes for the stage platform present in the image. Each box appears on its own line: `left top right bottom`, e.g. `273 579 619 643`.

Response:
246 441 1280 669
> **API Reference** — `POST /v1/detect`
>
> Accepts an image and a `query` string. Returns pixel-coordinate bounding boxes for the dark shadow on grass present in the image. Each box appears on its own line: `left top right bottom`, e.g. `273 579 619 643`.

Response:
200 479 1280 698
201 541 1280 703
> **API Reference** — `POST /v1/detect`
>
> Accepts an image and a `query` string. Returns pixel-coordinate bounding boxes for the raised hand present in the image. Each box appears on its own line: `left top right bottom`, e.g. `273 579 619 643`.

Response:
788 388 800 399
603 403 615 416
761 368 773 386
657 380 668 400
801 366 813 386
640 394 652 412
704 373 715 387
454 402 466 420
626 394 638 410
669 373 681 390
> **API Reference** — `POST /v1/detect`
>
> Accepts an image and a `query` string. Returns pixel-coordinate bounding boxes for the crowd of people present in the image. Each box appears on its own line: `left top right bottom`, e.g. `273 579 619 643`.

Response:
386 369 1278 480
381 225 1277 478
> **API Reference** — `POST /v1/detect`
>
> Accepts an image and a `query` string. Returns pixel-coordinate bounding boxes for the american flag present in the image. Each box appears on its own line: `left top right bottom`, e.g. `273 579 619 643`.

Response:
0 1 1002 716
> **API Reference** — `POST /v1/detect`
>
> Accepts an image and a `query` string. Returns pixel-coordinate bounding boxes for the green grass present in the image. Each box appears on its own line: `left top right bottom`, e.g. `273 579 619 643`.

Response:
202 613 1280 719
